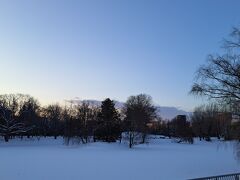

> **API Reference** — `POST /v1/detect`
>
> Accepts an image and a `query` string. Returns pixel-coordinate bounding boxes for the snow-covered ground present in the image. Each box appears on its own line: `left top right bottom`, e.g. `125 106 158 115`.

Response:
0 137 239 180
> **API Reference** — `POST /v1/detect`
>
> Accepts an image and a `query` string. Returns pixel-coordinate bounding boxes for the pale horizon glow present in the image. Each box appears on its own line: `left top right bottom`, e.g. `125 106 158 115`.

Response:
0 0 239 111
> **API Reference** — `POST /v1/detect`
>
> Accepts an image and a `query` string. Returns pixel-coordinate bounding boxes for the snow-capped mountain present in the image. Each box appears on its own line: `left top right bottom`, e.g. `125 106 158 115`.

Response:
155 106 191 120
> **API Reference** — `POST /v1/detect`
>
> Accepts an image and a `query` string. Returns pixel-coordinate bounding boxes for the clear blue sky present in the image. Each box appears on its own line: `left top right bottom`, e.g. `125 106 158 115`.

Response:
0 0 239 111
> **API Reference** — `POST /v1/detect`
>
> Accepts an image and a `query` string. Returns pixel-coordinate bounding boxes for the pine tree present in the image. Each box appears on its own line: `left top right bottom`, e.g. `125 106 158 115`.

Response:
95 98 121 142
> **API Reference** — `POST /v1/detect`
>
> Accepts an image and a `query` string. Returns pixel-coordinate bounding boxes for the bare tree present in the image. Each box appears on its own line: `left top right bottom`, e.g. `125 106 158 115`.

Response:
43 104 63 139
0 94 33 142
191 103 232 141
169 115 193 144
62 106 75 145
18 97 40 137
75 102 99 143
0 109 31 142
191 106 205 141
124 94 156 148
190 27 240 113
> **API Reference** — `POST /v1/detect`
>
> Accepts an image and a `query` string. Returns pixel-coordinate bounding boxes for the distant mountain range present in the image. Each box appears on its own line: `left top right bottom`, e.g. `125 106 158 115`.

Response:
67 99 191 120
155 106 191 120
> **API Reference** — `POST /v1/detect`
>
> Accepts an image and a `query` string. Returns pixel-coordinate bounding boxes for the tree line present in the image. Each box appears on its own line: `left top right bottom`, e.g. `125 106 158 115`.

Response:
0 94 159 148
0 93 239 148
150 103 238 142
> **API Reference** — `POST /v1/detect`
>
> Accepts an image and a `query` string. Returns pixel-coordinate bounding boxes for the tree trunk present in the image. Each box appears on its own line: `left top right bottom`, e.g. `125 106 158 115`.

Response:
4 135 9 142
129 132 133 148
141 133 146 144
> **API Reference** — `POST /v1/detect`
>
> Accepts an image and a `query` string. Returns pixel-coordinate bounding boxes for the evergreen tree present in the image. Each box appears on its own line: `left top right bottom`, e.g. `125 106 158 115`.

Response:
95 98 121 142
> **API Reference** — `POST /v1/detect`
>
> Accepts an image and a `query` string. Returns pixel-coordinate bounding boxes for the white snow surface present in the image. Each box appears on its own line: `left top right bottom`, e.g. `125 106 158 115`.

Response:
0 137 239 180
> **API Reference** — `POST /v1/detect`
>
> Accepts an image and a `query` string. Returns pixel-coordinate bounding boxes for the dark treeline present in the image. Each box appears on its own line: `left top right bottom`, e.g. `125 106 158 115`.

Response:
0 93 158 148
150 103 239 143
0 93 240 148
